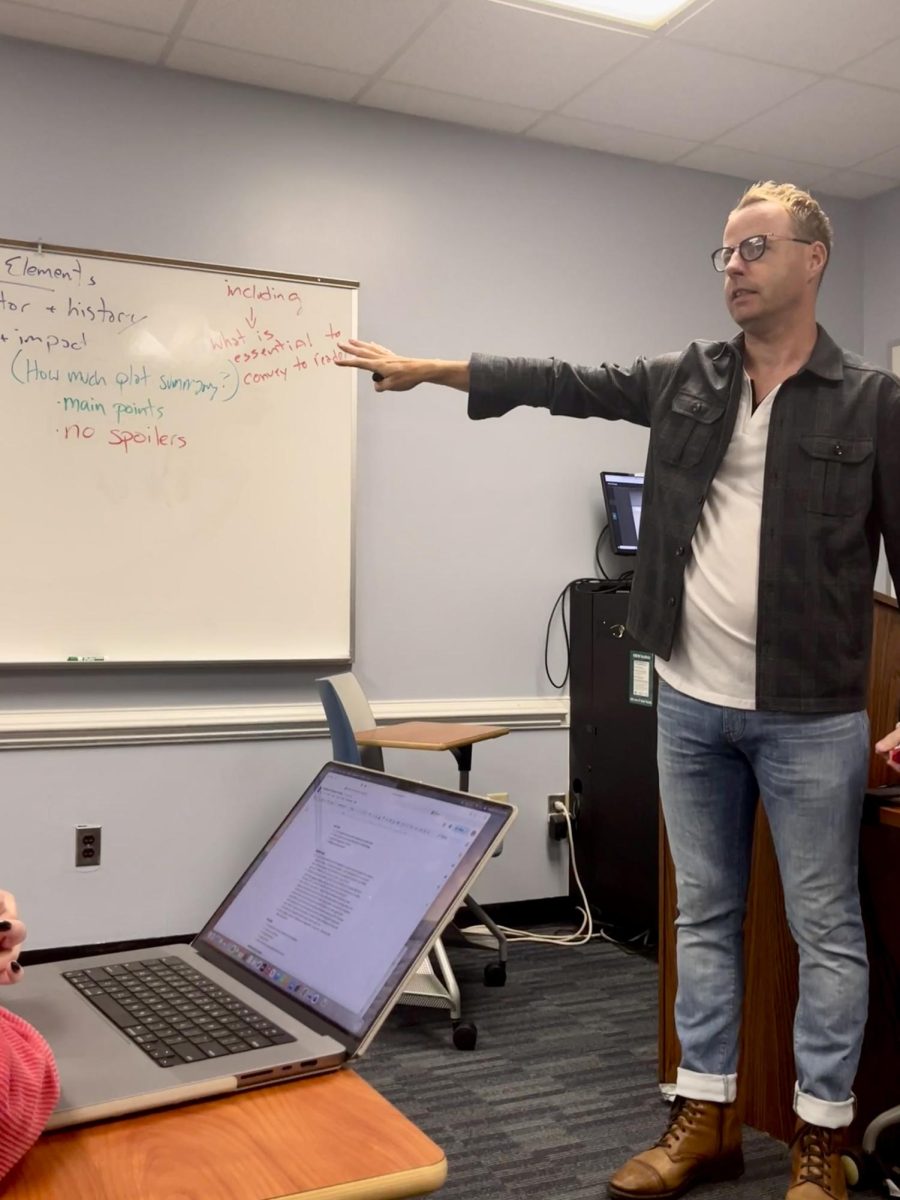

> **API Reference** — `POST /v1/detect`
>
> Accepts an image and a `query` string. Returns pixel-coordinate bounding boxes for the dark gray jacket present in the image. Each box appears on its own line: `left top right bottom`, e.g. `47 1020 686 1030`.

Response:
468 326 900 714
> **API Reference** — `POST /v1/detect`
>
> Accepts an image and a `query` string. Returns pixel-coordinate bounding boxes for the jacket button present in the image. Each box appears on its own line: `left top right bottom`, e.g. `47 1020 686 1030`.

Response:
675 545 685 556
833 443 844 456
691 401 702 414
668 596 676 607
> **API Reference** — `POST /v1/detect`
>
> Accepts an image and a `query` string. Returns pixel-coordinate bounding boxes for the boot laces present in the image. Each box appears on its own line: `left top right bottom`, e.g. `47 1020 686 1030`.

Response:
792 1123 835 1187
656 1098 705 1150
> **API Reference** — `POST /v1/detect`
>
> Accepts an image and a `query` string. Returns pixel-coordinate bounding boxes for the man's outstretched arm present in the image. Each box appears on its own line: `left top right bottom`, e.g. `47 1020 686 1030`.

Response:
337 339 469 393
337 337 658 427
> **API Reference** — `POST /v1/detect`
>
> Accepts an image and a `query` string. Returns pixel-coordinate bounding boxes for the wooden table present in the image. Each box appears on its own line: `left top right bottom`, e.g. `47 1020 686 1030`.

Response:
354 721 508 791
0 1070 447 1200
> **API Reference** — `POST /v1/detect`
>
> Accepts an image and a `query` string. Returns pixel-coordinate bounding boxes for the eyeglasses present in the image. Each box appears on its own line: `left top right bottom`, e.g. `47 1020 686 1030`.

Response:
711 233 813 273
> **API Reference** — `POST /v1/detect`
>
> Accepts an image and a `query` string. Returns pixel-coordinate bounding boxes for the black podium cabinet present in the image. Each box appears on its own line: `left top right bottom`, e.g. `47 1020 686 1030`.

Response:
569 582 659 939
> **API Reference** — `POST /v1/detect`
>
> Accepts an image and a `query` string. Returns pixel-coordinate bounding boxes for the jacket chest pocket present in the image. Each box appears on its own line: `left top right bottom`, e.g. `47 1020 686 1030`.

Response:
658 391 726 468
799 435 873 516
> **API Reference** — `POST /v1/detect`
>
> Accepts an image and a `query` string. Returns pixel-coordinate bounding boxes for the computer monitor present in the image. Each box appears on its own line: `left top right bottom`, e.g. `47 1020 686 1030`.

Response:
600 471 644 555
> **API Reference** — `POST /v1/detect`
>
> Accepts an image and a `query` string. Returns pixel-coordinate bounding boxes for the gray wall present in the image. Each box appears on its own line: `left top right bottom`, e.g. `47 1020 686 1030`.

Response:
0 38 866 946
862 186 900 369
861 186 900 597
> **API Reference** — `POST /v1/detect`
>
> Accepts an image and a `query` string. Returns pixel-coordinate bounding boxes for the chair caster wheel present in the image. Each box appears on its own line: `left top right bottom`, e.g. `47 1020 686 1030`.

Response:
842 1150 862 1188
483 961 506 987
841 1148 876 1190
452 1021 477 1050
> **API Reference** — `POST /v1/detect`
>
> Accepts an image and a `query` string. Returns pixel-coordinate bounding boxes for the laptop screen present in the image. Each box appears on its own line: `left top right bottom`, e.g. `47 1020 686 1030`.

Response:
601 471 644 554
196 763 512 1039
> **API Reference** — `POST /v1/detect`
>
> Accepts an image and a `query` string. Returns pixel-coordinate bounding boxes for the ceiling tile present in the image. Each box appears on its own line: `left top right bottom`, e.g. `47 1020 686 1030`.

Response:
7 0 185 33
6 0 900 205
840 37 900 90
668 0 900 74
854 144 900 181
167 40 367 102
721 79 900 169
674 144 832 188
0 1 167 59
528 113 697 162
562 41 815 142
360 80 541 134
182 0 446 76
382 0 642 110
814 170 900 200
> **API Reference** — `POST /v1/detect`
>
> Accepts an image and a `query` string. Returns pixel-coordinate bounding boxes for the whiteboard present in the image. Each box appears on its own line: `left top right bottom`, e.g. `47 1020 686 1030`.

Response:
0 240 357 664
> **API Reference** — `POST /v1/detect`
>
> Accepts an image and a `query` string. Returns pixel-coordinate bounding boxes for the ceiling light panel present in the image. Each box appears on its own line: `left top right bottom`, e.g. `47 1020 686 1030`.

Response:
488 0 699 31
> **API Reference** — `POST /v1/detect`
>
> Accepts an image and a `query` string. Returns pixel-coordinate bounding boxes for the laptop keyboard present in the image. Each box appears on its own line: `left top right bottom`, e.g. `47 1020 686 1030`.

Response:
63 956 296 1068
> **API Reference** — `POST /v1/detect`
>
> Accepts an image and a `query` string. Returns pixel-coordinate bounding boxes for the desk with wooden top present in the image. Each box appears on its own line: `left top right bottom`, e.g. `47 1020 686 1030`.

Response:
354 721 509 791
0 1069 447 1200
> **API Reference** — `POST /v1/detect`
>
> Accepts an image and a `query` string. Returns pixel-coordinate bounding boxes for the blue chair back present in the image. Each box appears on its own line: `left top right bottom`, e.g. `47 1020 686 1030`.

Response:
317 678 385 771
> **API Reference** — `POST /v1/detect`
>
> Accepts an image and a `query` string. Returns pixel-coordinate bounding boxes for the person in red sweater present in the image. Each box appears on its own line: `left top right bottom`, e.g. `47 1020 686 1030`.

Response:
0 889 59 1180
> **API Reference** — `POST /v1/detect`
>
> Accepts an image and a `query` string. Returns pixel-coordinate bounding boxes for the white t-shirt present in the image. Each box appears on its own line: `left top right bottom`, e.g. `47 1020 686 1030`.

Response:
655 373 780 710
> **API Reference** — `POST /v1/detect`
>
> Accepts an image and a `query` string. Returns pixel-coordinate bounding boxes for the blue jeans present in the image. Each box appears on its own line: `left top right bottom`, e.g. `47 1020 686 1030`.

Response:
657 679 870 1129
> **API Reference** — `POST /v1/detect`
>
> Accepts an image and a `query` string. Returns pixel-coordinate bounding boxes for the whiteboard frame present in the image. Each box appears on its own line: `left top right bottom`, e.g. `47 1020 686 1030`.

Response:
0 238 359 669
1 237 358 293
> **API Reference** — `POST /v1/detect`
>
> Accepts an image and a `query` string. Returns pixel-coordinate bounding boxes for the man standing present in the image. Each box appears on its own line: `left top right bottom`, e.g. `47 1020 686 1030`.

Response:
338 182 900 1200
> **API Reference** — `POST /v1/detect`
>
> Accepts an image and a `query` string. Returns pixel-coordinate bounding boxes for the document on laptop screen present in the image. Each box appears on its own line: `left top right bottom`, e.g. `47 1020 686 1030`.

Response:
201 770 493 1035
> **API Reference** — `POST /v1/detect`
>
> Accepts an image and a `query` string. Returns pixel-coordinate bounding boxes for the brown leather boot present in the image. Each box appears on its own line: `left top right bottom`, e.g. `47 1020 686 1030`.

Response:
786 1121 848 1200
607 1097 744 1198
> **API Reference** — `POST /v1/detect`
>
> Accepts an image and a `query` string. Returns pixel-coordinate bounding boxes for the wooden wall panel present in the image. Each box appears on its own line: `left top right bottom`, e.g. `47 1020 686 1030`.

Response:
868 593 900 788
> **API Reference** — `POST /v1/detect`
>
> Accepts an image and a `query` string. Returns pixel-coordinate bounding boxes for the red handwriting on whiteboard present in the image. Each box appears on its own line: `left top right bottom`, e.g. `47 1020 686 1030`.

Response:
108 427 188 451
60 424 187 450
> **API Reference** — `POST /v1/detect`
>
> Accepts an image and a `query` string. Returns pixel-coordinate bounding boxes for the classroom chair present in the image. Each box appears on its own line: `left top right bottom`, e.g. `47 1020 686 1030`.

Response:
316 672 509 1050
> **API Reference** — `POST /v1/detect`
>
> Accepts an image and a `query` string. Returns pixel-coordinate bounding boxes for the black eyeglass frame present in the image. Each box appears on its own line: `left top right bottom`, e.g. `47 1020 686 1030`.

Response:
711 233 814 273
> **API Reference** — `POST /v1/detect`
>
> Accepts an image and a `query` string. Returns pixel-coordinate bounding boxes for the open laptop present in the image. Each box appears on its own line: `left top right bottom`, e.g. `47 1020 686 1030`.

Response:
5 761 515 1129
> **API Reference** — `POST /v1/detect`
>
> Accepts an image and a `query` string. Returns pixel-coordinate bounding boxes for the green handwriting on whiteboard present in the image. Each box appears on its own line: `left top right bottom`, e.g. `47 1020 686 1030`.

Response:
0 241 357 665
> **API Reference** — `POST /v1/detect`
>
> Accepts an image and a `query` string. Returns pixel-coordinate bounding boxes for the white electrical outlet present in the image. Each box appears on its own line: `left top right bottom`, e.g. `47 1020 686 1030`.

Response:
75 824 102 868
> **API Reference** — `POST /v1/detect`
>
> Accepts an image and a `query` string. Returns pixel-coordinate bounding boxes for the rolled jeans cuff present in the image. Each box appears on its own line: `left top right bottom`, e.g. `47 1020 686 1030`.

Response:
793 1083 856 1129
676 1068 737 1104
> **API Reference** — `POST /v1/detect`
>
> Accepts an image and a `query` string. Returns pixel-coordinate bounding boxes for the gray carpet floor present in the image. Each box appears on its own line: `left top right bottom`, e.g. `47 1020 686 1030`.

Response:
355 933 881 1199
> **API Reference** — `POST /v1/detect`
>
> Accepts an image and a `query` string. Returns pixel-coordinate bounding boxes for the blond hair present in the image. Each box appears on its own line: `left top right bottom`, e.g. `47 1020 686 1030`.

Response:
735 181 832 275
